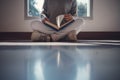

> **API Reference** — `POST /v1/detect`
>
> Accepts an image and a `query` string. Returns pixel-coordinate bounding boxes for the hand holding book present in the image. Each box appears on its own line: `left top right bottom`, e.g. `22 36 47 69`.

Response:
42 18 50 23
43 14 74 31
64 14 73 21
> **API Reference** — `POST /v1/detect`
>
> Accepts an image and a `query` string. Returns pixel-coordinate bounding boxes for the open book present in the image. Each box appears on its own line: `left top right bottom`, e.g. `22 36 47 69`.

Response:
43 15 74 31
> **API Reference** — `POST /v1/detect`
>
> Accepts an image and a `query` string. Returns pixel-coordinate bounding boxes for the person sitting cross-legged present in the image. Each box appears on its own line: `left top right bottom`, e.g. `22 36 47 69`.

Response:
31 0 84 42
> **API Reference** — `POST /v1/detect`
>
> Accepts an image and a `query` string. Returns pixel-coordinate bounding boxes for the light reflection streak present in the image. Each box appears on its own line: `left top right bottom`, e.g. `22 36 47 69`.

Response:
76 63 90 80
57 51 61 67
34 60 44 80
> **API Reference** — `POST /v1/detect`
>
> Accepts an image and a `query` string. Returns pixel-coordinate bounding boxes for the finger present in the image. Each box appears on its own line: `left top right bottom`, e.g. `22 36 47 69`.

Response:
64 14 70 17
65 16 72 20
45 18 49 21
65 18 71 21
64 16 72 19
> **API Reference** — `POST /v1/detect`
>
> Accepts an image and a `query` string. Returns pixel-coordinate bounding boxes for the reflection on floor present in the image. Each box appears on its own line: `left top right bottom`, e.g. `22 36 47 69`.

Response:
0 41 120 80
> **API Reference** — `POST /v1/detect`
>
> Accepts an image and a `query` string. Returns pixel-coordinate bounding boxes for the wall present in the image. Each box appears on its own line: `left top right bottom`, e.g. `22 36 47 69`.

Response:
0 0 120 32
83 0 120 32
0 0 32 32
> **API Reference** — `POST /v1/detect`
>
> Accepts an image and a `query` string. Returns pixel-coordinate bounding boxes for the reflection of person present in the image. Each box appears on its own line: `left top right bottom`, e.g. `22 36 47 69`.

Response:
31 0 84 42
35 46 77 80
28 46 90 80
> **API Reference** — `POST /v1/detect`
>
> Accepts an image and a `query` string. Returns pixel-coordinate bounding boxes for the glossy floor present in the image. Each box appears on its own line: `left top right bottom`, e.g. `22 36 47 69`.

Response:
0 44 120 80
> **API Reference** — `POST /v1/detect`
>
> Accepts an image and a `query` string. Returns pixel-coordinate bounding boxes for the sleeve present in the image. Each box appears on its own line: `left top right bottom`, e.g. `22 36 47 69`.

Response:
41 0 49 18
69 0 77 16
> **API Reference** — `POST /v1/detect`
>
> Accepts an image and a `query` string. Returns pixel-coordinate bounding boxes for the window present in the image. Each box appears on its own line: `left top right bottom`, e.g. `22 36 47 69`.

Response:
77 0 91 17
25 0 93 18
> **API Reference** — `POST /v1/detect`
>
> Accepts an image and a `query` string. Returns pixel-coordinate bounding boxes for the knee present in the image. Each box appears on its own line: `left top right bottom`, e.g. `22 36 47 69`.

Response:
75 18 84 25
31 20 42 30
31 31 40 42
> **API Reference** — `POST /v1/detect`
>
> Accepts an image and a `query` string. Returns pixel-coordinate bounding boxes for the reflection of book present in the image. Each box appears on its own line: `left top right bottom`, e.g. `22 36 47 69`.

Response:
44 15 74 31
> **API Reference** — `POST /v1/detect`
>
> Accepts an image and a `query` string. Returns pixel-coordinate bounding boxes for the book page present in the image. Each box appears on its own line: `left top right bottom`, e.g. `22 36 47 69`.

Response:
56 15 64 28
